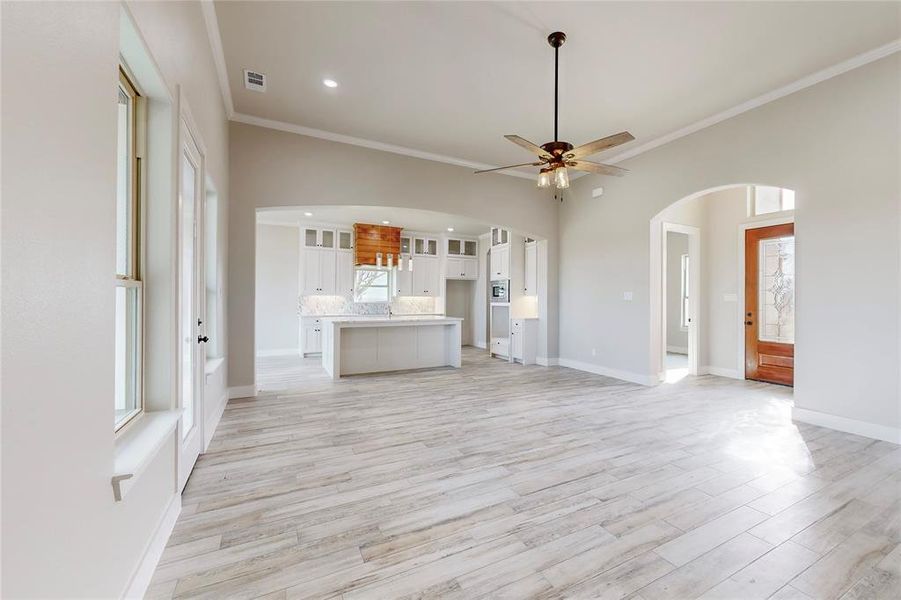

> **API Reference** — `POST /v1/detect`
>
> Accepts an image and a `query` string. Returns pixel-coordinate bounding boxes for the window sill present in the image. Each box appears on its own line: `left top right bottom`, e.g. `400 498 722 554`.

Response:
112 410 181 501
205 356 225 375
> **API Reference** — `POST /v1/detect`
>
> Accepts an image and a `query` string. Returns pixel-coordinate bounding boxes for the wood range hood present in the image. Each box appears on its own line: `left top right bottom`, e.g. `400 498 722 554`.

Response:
353 223 402 266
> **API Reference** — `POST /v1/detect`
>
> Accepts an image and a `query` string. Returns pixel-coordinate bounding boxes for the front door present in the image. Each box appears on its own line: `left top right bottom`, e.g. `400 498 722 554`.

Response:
178 121 205 490
745 223 794 386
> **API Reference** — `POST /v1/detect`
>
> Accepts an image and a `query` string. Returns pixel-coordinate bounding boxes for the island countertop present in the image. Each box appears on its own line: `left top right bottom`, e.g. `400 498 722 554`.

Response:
320 315 463 327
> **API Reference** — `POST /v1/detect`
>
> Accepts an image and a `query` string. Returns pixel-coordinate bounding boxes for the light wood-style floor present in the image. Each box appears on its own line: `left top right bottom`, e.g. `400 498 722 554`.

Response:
149 348 901 599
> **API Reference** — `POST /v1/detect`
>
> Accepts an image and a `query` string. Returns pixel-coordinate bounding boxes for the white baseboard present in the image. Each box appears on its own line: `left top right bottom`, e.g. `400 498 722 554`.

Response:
666 345 688 354
701 365 743 380
228 385 257 399
256 348 300 357
793 407 901 444
536 356 558 367
557 358 656 386
473 340 487 350
122 493 181 599
203 390 227 451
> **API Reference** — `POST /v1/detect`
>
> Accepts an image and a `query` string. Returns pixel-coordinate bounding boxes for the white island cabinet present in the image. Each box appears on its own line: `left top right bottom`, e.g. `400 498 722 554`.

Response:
320 316 462 380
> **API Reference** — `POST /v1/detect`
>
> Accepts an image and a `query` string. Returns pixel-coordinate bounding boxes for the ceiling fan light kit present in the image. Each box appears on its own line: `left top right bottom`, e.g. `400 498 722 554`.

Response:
475 31 635 190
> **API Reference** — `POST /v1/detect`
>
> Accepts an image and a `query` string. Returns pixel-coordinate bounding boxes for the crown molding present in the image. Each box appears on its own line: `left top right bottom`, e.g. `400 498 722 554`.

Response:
200 0 234 119
604 38 901 164
230 112 535 179
202 6 898 179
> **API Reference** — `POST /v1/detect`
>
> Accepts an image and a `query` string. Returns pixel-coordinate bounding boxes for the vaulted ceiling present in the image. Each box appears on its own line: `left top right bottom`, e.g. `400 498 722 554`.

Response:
213 1 900 171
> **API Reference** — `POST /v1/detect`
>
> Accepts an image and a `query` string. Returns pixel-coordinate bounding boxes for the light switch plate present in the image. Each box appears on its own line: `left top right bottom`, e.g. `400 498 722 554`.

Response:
592 187 605 198
623 291 633 301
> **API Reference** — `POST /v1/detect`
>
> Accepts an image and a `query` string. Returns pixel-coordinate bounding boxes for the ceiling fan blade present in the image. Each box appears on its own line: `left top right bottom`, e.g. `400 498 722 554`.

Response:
567 160 629 177
567 131 635 159
475 161 544 174
504 135 553 159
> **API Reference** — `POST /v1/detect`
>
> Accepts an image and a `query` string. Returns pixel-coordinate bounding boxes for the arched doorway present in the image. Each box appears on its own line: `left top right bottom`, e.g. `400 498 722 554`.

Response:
649 183 796 384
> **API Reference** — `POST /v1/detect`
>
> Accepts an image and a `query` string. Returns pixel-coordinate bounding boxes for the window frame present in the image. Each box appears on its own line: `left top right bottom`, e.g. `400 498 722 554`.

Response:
680 253 690 330
353 267 391 303
115 66 145 432
750 186 795 217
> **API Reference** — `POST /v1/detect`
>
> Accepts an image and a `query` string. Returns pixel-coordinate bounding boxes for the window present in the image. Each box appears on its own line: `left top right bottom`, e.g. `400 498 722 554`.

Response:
204 184 222 359
115 67 143 430
354 268 390 303
680 253 690 329
751 186 795 216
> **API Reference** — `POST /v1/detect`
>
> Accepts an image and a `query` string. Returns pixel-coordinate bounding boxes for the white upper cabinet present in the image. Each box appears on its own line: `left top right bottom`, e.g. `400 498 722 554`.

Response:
524 242 537 295
446 237 478 257
413 236 438 257
336 251 354 296
395 265 413 296
304 227 336 249
337 230 354 252
491 227 509 246
490 244 510 280
412 257 439 296
302 247 336 295
400 235 412 256
446 257 478 280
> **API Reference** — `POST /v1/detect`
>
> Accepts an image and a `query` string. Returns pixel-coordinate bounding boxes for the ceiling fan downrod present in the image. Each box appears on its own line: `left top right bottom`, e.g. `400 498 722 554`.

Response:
548 31 566 143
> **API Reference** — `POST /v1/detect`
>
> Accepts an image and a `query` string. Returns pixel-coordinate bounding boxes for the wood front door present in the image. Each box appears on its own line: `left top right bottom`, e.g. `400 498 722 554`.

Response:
745 223 795 386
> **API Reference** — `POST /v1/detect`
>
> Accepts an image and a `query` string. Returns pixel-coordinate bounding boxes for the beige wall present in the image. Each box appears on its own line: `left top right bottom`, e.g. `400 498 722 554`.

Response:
228 121 559 388
1 1 229 596
560 55 900 436
256 224 300 353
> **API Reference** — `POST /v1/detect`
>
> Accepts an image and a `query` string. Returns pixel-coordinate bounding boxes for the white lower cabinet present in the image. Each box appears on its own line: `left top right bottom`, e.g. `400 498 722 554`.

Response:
491 337 509 358
511 318 538 365
412 257 439 296
446 257 478 280
301 317 323 355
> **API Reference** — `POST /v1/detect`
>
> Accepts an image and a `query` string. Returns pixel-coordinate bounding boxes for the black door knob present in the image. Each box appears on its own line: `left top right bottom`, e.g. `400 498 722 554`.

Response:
198 335 209 343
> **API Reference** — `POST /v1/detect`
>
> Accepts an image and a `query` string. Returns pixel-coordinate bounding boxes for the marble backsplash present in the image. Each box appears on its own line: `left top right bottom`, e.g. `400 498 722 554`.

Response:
299 294 436 316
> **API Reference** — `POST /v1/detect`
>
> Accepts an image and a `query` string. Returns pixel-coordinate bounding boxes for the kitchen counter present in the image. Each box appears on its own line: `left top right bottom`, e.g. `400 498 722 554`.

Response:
320 316 462 379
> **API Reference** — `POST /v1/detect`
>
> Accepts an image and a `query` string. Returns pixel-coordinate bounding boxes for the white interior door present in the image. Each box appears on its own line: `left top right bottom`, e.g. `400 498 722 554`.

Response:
178 121 205 490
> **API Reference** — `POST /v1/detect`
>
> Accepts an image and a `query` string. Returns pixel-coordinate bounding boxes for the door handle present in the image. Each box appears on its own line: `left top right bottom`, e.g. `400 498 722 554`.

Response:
198 335 209 343
745 321 753 326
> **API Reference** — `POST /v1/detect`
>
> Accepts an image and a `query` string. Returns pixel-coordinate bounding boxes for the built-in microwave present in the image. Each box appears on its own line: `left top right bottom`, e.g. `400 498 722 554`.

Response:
491 279 509 303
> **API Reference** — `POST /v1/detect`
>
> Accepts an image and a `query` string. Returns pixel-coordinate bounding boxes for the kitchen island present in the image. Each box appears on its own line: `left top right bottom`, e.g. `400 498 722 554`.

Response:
320 315 463 379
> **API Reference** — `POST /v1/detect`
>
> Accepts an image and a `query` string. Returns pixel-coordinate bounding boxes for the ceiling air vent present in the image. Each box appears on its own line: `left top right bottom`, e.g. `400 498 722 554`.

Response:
243 69 266 92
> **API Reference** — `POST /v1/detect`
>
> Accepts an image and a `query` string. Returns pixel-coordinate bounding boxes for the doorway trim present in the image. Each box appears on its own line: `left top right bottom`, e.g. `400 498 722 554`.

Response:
659 222 701 380
736 214 795 381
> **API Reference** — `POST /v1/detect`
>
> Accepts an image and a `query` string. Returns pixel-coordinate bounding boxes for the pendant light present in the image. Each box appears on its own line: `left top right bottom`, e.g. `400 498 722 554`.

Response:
536 168 552 188
554 166 570 189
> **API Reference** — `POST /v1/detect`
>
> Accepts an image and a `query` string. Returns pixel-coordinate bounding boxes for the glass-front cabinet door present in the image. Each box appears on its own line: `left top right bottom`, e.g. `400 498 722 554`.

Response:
304 228 319 248
338 230 353 251
463 240 477 256
447 239 461 256
400 236 411 255
426 239 437 255
320 229 335 249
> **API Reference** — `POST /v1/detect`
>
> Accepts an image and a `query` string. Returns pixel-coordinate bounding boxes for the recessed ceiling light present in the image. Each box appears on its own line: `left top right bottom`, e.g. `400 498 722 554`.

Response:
447 227 455 232
304 212 313 217
323 79 338 88
382 220 390 225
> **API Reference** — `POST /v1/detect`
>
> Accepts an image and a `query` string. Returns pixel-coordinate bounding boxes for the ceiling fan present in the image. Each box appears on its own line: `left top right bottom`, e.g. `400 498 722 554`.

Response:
476 31 634 189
